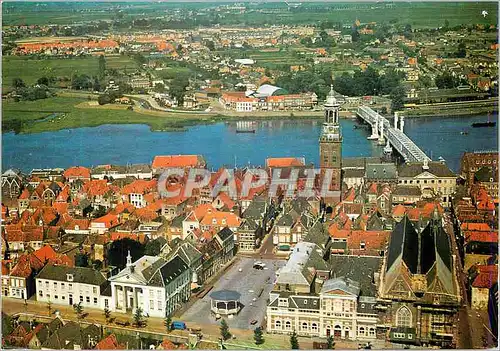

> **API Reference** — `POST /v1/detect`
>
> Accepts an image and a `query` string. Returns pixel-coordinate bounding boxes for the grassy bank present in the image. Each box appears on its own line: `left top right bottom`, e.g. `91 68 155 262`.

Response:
2 95 324 134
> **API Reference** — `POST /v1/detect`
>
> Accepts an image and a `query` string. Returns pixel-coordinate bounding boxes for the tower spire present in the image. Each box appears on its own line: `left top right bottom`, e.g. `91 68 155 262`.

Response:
126 250 132 267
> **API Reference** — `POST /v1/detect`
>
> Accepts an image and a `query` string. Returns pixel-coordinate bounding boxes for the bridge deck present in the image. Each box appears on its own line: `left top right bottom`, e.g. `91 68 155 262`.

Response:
357 105 431 163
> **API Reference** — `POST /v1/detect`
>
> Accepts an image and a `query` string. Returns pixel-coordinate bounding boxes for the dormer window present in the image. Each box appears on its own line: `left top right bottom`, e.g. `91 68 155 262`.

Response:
222 219 226 225
212 219 217 224
75 225 79 231
303 299 308 305
66 274 74 282
360 241 366 250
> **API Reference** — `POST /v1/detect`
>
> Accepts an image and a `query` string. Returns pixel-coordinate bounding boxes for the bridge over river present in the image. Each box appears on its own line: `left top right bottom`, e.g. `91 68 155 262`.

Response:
357 105 431 163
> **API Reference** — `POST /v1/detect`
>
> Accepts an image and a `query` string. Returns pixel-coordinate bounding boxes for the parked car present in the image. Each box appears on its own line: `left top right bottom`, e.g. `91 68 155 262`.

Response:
250 320 258 325
171 321 187 330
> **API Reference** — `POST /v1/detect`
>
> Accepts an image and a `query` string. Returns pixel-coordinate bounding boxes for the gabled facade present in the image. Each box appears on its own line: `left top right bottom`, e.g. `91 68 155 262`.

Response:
378 214 460 347
108 253 190 318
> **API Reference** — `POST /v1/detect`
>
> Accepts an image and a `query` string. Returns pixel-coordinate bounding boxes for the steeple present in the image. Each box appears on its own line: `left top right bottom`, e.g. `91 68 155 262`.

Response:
126 250 132 268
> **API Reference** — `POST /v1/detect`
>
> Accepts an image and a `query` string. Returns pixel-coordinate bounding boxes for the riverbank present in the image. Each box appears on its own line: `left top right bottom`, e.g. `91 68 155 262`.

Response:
2 94 329 135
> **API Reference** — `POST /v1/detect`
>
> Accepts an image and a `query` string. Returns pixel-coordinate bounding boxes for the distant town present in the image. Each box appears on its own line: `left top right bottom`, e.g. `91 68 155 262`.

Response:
1 1 498 351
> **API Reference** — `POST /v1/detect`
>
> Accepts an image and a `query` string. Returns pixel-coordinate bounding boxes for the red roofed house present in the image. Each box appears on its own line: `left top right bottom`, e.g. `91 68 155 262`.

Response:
8 253 44 299
90 213 120 235
182 204 213 239
200 208 241 239
121 179 158 208
152 155 206 174
471 265 498 309
63 166 91 183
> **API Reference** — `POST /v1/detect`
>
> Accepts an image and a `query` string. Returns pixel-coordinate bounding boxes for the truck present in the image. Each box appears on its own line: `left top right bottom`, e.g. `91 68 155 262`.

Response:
171 321 187 330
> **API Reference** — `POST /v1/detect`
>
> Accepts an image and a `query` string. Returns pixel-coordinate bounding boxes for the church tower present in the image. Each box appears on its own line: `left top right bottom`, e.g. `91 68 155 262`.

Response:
319 86 342 203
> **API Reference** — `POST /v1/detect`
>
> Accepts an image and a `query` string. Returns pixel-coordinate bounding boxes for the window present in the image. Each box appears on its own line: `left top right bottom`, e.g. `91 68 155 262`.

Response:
54 295 58 299
104 299 109 308
158 301 162 310
80 296 84 302
62 296 66 300
93 287 97 294
301 322 308 331
359 327 365 336
61 283 65 289
275 320 281 329
369 328 375 337
94 298 98 304
311 323 318 332
396 306 412 328
86 296 90 303
285 321 292 330
150 299 154 308
303 299 308 305
68 284 73 290
39 290 43 297
408 334 413 339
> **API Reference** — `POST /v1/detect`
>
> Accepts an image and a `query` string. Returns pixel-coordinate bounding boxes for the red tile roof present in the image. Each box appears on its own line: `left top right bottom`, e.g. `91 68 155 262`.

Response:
266 157 305 168
472 265 498 289
152 155 203 169
92 213 120 228
64 166 91 180
200 210 241 227
465 231 498 244
33 245 57 264
10 254 44 278
121 179 157 195
461 222 492 232
95 334 125 350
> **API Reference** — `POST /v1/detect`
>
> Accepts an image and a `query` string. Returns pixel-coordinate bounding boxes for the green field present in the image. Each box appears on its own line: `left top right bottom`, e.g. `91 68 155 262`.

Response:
2 55 138 89
1 96 224 134
2 2 497 28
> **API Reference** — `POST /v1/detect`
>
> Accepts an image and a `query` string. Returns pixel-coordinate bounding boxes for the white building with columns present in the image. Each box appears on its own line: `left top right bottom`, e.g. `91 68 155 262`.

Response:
108 252 191 318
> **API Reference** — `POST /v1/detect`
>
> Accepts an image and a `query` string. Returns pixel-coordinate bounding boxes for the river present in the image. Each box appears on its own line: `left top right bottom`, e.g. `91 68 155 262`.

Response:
2 114 497 173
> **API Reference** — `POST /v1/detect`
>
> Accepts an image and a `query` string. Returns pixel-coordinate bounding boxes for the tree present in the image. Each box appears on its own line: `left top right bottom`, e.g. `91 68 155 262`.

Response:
73 302 85 321
327 335 335 349
204 40 215 51
220 319 231 341
47 301 52 316
455 41 466 58
75 252 90 267
98 55 106 79
37 77 49 86
98 94 113 105
390 86 405 112
144 239 162 256
164 315 172 332
290 330 299 349
253 327 264 345
153 83 165 93
133 307 144 327
104 307 111 322
435 72 457 89
12 78 25 89
107 238 145 270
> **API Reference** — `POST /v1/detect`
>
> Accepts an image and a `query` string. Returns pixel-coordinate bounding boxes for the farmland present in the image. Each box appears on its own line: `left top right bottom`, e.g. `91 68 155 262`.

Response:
2 55 138 90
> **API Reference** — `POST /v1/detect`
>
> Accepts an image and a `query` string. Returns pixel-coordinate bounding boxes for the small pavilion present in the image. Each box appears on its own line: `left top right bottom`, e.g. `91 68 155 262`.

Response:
209 290 241 316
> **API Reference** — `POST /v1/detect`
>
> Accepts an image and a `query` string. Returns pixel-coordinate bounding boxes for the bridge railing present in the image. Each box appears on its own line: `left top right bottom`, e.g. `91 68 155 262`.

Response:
356 106 430 162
